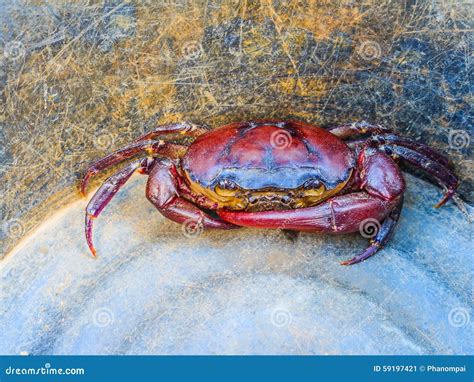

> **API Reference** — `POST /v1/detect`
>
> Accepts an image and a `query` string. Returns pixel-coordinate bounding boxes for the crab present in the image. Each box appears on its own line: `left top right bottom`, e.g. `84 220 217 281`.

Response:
81 120 459 265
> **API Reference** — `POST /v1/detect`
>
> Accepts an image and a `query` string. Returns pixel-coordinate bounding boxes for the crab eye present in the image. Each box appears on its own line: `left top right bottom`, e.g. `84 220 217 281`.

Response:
302 179 321 190
217 179 238 190
215 179 239 197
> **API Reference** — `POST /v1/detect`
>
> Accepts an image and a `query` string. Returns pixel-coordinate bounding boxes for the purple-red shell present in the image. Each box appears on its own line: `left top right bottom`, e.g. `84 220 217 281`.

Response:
182 120 355 190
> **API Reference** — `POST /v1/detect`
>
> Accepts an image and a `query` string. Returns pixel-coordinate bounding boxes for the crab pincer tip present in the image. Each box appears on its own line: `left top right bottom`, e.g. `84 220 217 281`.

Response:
85 214 97 257
434 189 455 209
80 170 96 197
86 239 98 258
80 179 89 198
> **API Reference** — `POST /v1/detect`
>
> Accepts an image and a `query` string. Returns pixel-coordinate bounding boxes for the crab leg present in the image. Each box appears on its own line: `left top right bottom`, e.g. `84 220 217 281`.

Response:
328 121 390 138
379 144 458 207
146 158 238 230
81 140 187 195
330 122 451 168
218 150 405 265
345 138 366 151
218 193 402 265
372 133 451 168
218 192 398 232
85 158 151 256
329 123 457 206
134 121 209 142
341 196 404 265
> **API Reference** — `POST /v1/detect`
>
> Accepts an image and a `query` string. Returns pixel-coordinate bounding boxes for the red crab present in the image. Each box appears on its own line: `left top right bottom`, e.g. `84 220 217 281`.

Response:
81 120 458 265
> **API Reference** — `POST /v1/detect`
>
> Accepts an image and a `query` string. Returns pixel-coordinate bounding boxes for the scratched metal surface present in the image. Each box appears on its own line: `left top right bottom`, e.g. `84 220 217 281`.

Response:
0 173 472 355
0 0 473 256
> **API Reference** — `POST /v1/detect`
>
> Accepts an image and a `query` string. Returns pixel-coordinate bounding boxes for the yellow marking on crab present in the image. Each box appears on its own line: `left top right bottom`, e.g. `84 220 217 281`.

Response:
184 170 351 212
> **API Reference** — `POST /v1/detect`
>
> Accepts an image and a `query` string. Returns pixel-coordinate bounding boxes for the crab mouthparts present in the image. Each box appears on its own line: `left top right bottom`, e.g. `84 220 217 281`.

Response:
245 192 294 210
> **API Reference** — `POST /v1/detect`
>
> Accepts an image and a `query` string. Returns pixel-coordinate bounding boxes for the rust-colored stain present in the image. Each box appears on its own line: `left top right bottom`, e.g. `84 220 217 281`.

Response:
0 1 472 257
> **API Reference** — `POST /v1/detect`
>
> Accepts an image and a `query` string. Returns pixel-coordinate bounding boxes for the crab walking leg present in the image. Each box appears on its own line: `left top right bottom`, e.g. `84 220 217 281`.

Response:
330 123 452 170
134 122 209 142
328 121 391 139
372 133 451 168
341 196 404 265
329 122 451 170
343 130 457 206
85 158 150 256
81 140 187 195
146 158 238 230
379 144 458 207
